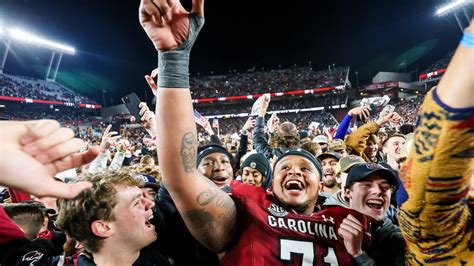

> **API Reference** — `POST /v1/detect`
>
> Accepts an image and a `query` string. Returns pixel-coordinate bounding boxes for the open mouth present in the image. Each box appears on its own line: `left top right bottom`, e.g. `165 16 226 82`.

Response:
366 199 384 210
324 173 334 179
284 180 305 192
213 176 228 182
145 213 154 229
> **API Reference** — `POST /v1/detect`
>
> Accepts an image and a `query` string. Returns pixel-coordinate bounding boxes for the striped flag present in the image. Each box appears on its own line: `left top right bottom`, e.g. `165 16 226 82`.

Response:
194 110 208 127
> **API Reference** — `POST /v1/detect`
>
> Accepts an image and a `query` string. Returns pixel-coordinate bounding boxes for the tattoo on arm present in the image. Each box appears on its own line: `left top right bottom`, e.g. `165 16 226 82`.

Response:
182 183 237 251
180 132 197 173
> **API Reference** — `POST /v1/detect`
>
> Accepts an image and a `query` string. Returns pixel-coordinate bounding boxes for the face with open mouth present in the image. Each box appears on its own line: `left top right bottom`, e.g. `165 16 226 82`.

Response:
272 155 321 215
384 136 406 161
110 186 157 250
321 157 339 188
345 173 393 221
198 153 234 188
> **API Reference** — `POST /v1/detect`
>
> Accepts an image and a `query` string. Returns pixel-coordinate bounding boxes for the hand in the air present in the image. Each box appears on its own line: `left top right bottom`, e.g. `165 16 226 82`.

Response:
139 0 205 51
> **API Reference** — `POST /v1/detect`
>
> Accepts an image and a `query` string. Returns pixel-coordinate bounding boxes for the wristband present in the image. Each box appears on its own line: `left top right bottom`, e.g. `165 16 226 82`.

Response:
460 31 474 48
158 13 205 88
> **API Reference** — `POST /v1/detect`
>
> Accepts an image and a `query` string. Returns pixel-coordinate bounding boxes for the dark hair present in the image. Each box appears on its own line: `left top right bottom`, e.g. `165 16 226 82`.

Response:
269 135 300 149
299 141 321 156
399 124 415 135
3 204 45 239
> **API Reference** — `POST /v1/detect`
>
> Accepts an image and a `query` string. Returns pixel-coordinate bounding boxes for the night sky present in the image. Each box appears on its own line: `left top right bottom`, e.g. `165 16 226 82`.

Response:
0 0 471 105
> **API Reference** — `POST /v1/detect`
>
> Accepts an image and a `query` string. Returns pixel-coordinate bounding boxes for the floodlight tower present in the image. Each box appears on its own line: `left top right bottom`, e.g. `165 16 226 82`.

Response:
0 26 75 81
435 0 473 32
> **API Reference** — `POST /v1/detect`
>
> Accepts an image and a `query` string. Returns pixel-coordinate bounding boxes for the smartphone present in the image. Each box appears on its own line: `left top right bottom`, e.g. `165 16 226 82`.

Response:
378 104 396 120
121 93 142 123
111 119 121 133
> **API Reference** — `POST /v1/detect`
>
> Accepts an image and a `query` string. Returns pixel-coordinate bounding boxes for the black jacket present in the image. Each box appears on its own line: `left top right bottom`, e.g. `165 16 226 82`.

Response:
368 218 406 266
77 245 170 266
152 187 219 266
253 117 286 160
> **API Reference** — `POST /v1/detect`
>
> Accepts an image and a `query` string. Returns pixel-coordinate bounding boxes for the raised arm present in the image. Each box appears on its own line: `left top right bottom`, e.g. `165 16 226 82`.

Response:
334 106 370 140
399 20 474 263
253 95 274 159
140 0 236 252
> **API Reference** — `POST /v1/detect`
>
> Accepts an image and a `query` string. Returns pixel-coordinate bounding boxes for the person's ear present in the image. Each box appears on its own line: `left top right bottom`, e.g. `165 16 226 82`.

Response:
91 220 114 238
344 187 352 200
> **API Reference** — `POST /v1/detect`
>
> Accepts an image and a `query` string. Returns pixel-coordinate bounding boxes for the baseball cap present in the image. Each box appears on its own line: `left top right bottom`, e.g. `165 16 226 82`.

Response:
328 139 346 151
274 148 323 177
313 135 328 144
338 155 365 173
134 173 160 190
317 151 341 161
345 163 398 190
197 144 233 166
240 153 272 188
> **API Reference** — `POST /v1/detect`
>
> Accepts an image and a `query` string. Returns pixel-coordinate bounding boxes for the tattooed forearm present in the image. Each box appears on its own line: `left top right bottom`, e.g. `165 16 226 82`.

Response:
180 132 197 173
181 194 237 251
196 188 218 206
181 209 217 249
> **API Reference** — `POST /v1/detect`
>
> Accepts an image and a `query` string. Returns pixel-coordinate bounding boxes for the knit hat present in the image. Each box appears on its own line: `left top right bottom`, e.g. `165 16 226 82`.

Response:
241 153 272 188
196 144 233 167
274 148 323 177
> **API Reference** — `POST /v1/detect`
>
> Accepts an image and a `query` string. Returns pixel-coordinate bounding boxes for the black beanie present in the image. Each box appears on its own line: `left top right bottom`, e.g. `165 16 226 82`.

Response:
273 148 323 177
196 144 233 167
241 153 273 188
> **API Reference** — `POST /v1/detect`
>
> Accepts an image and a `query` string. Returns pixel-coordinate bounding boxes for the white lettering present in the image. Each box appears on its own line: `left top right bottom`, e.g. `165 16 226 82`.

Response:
267 215 338 240
288 219 297 231
278 218 288 229
307 221 316 236
297 220 307 233
318 223 328 239
268 215 277 227
328 227 338 241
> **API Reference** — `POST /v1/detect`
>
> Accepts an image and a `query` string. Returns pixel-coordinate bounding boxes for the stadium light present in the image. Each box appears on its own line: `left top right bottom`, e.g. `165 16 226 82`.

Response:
435 0 467 16
8 27 75 55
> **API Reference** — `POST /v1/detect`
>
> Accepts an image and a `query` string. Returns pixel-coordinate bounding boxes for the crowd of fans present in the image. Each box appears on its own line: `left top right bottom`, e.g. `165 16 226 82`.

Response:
197 93 345 115
0 74 98 105
0 6 472 265
190 66 348 98
421 51 454 73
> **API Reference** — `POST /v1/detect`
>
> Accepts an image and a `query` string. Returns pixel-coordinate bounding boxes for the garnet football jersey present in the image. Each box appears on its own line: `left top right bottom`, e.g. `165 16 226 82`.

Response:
220 181 371 266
